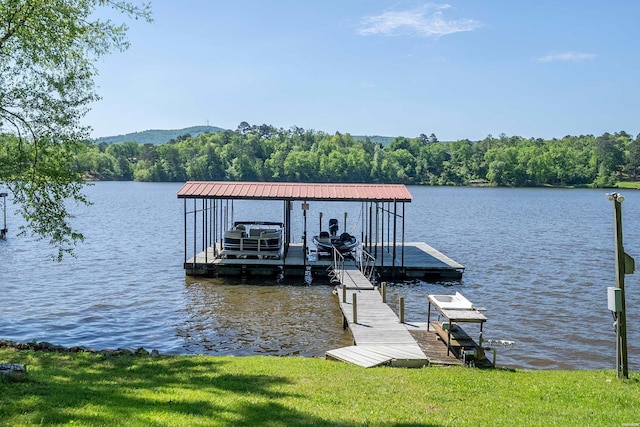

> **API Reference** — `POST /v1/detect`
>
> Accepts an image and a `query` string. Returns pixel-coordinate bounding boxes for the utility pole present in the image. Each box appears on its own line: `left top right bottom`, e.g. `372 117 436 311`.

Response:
607 192 634 379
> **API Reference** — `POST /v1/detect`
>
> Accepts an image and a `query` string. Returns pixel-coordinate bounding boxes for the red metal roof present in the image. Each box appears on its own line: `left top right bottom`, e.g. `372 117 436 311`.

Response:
177 181 412 202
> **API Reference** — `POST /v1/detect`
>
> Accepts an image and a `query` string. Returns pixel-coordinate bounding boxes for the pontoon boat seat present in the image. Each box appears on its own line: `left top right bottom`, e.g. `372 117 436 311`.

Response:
259 231 281 240
224 230 244 239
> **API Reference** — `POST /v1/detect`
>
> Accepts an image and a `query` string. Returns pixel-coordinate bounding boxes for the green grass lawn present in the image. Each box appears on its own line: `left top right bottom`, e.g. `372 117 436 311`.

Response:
1 349 639 426
616 181 640 189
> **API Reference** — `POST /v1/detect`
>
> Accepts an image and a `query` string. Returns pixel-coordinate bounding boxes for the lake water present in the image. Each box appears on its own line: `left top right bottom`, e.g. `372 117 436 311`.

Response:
1 182 638 370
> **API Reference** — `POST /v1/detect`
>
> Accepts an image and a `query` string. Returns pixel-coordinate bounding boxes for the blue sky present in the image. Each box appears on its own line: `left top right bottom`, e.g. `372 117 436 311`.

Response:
85 1 640 141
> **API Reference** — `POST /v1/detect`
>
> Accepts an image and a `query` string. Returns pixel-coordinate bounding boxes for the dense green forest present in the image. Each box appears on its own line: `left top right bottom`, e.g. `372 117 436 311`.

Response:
6 122 640 187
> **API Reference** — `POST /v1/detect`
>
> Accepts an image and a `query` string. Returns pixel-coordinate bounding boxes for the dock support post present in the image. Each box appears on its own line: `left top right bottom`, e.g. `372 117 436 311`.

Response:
381 282 386 303
399 297 405 323
183 199 187 265
342 285 346 303
352 293 357 324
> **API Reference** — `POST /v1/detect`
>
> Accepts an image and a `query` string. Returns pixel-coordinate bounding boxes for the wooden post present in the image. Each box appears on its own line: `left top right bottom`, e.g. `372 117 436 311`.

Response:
447 321 452 356
352 292 357 324
399 297 405 323
342 284 346 302
381 281 386 303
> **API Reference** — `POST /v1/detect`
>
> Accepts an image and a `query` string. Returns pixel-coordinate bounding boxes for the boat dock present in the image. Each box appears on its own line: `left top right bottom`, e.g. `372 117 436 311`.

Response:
177 181 465 280
325 266 488 368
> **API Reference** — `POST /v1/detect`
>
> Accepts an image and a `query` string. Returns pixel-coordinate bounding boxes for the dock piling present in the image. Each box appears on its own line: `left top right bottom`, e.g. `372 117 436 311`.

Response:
399 296 405 323
381 281 386 303
352 292 357 324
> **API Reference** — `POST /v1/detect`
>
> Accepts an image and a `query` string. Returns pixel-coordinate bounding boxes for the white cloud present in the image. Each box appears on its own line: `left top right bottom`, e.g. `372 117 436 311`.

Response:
358 4 482 37
535 51 596 63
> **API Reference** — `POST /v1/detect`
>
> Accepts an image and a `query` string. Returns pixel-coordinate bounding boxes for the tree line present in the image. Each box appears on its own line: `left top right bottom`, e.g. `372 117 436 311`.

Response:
68 123 640 188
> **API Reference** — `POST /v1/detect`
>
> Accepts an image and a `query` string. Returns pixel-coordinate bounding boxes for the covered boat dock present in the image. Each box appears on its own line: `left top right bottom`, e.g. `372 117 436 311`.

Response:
177 181 464 280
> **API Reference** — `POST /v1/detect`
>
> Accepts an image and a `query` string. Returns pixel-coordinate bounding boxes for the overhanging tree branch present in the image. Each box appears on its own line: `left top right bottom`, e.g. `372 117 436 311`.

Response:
0 0 152 260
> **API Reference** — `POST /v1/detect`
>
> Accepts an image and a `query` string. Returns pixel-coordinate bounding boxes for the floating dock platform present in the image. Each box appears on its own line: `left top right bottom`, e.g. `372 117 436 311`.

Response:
371 242 464 280
184 242 464 280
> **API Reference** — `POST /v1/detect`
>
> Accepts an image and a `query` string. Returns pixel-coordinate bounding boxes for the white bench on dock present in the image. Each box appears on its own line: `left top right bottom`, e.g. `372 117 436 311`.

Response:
326 266 428 368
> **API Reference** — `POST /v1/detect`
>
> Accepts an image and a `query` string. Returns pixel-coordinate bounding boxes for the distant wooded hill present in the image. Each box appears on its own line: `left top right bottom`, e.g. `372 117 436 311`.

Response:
94 126 228 145
94 125 395 147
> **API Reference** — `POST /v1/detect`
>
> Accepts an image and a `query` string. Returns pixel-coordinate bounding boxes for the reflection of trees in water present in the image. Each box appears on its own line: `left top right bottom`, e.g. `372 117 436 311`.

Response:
178 279 352 356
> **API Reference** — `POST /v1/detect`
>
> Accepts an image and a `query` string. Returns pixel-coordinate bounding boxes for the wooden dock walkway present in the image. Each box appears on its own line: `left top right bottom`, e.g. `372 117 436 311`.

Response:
326 266 430 368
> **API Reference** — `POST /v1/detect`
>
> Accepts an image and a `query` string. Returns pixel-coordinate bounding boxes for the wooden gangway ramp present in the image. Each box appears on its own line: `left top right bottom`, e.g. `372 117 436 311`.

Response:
326 266 428 368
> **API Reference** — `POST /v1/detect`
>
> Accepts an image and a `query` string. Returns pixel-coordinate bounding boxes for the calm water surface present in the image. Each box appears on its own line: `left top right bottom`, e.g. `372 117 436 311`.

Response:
1 182 638 370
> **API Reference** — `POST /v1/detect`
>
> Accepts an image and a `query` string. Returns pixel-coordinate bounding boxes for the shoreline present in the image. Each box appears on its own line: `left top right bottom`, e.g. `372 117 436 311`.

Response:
0 339 160 358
